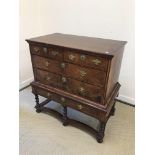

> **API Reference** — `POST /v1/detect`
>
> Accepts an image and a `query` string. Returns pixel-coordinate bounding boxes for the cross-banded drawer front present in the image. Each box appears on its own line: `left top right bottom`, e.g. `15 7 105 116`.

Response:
34 87 60 101
48 48 63 61
31 45 48 56
35 69 61 88
32 55 62 74
31 45 63 61
64 63 105 86
60 76 102 103
64 51 108 71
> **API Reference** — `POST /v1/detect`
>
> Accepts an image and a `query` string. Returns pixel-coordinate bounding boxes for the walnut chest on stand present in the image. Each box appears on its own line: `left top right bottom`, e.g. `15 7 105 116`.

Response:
26 33 126 143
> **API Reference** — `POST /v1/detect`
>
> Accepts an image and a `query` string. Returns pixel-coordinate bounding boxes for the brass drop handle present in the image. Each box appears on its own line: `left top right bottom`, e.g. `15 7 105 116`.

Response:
79 87 85 94
92 59 101 65
46 76 51 81
62 77 67 83
34 47 39 52
45 61 50 67
61 63 66 69
77 104 83 110
51 51 59 56
61 97 66 103
69 54 75 61
47 92 52 97
43 47 47 53
80 54 86 61
80 70 87 77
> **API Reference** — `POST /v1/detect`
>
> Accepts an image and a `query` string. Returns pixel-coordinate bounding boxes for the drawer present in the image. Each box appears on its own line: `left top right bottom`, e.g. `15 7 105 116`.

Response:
35 87 60 101
30 45 48 56
34 87 99 119
64 50 108 71
32 55 62 74
60 76 102 103
35 69 61 88
61 97 99 119
64 63 105 86
30 45 63 61
48 47 63 61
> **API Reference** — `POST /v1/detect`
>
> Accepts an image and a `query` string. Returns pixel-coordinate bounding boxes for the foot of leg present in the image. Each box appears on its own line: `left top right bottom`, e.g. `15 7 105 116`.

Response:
96 121 106 143
62 106 69 126
110 102 116 116
34 94 41 113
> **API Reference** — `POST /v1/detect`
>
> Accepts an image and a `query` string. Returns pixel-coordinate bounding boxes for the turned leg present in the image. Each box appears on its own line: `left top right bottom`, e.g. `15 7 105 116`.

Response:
96 121 106 143
34 94 41 113
62 106 69 126
110 101 116 116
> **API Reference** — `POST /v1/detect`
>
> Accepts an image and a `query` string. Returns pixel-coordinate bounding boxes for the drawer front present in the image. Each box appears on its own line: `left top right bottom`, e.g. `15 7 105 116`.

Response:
61 97 99 118
35 87 60 101
30 45 63 61
64 50 108 71
60 76 102 103
30 45 48 56
32 55 62 74
48 47 63 61
65 63 105 86
35 69 61 88
34 87 99 119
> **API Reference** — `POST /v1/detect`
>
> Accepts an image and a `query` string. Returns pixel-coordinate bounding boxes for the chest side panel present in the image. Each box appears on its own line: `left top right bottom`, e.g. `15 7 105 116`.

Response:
105 47 125 102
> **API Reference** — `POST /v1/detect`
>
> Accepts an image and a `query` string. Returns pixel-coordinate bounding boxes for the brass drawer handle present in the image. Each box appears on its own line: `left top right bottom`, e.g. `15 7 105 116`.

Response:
45 61 50 67
61 63 66 69
47 92 52 97
92 59 101 65
79 87 85 94
69 54 75 61
61 97 66 103
80 54 86 61
52 51 59 56
80 70 87 77
77 104 83 110
46 76 51 81
34 47 40 52
43 47 47 53
62 77 67 83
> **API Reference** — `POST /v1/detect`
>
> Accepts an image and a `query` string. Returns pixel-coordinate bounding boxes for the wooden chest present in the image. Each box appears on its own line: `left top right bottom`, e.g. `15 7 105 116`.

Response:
26 33 126 143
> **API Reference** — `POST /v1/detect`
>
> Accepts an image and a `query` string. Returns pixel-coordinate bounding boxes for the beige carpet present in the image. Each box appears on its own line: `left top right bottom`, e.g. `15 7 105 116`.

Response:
19 87 135 155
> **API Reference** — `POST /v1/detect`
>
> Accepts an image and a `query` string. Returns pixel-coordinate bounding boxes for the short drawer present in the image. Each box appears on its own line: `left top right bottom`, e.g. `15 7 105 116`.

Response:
60 76 102 103
64 50 109 71
35 69 61 88
64 63 106 86
34 87 60 101
32 55 62 74
60 97 99 119
34 87 99 119
30 45 48 56
30 45 63 61
48 47 63 61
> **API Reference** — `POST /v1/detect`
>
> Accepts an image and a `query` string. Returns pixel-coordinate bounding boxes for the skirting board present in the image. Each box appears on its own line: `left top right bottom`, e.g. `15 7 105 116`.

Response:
19 77 135 105
117 95 135 105
19 77 34 90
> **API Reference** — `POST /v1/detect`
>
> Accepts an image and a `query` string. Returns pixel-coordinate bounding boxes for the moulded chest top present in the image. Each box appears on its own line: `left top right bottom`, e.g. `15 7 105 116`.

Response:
26 33 127 56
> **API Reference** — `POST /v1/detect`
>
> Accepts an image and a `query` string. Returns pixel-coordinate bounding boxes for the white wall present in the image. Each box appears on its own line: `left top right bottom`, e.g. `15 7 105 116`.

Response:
20 0 135 104
19 0 40 88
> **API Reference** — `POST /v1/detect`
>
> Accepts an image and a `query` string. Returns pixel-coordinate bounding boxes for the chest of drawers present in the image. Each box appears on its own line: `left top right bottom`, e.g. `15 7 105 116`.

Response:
26 33 127 143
